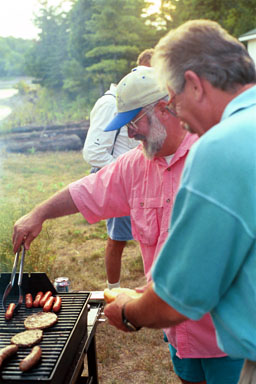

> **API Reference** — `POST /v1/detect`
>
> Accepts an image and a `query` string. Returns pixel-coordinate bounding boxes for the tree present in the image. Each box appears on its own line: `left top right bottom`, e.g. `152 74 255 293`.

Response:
62 0 96 96
80 0 159 94
0 37 33 77
171 0 256 37
26 2 69 89
146 0 175 31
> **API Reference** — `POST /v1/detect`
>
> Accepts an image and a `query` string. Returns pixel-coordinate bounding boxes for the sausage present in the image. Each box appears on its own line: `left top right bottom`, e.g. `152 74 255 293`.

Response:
19 345 42 372
5 303 16 320
39 291 52 307
43 296 55 312
52 296 62 313
25 293 33 308
33 292 44 308
0 344 18 367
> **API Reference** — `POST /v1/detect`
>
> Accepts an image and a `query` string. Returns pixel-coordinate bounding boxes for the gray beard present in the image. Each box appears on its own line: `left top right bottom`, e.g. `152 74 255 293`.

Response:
143 113 167 159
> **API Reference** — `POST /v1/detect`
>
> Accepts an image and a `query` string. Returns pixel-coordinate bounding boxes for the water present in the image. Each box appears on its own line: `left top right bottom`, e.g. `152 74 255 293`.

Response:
0 88 18 121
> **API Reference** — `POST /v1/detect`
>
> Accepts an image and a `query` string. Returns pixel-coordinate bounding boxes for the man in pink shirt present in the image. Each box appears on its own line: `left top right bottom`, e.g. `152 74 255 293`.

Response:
12 67 243 384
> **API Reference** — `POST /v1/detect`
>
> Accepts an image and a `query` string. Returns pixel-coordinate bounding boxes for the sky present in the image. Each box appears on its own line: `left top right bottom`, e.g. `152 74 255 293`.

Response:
0 0 72 40
0 0 161 40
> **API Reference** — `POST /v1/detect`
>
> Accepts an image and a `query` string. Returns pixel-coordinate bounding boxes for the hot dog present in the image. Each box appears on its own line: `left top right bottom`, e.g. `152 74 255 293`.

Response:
5 303 16 320
52 296 62 313
0 344 18 368
33 292 44 308
19 345 42 372
39 291 52 307
43 296 55 312
25 293 33 308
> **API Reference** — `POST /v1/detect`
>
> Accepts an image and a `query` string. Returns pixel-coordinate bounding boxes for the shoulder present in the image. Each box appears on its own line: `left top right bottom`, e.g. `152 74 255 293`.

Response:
91 94 116 115
115 145 144 167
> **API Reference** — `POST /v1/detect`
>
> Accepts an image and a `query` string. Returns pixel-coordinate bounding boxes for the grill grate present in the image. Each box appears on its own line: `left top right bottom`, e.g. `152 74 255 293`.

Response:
0 273 90 384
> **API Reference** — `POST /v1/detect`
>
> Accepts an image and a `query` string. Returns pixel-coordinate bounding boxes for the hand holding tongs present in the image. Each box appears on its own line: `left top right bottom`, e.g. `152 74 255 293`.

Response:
2 244 26 311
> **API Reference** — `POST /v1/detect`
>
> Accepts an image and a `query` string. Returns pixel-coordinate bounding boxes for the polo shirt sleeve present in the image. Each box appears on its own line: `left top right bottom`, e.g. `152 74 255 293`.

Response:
69 158 130 223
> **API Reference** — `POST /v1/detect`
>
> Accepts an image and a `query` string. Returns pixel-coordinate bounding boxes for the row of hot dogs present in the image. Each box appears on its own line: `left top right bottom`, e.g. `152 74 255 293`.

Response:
5 291 62 320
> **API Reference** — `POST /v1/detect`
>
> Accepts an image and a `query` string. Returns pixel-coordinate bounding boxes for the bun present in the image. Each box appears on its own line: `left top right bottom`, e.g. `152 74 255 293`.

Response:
104 288 143 303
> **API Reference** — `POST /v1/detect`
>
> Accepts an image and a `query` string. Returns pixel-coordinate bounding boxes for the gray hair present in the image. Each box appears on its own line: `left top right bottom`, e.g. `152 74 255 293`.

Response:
152 19 256 94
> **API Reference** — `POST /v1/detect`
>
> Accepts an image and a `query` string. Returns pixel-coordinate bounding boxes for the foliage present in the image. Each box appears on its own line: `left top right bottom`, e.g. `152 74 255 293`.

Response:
0 85 91 130
0 37 33 77
65 0 160 96
171 0 256 37
146 0 175 31
81 0 158 92
0 0 255 128
26 4 69 89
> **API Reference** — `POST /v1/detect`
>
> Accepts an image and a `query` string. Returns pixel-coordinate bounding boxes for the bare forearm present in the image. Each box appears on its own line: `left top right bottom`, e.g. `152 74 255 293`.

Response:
33 187 78 221
104 283 187 332
125 284 187 329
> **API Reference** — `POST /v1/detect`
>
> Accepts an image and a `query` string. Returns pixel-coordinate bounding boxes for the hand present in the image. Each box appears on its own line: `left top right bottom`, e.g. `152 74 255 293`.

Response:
104 293 132 332
12 211 43 253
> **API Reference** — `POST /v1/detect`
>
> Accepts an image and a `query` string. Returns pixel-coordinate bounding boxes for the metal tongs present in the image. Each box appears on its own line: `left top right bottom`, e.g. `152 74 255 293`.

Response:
2 244 26 310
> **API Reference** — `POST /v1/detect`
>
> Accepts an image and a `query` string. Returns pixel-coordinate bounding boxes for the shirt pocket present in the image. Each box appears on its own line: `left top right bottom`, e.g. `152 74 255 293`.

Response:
130 197 161 246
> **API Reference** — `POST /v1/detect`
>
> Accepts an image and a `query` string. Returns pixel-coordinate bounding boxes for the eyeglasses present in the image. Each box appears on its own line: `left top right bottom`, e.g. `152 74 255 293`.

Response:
127 109 148 131
165 93 177 117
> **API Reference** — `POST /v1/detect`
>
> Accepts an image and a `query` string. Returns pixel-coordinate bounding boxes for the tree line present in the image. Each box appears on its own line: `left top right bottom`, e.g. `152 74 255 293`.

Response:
1 0 256 105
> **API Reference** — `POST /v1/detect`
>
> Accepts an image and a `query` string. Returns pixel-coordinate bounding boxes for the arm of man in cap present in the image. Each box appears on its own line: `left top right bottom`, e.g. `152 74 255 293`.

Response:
13 187 78 253
104 282 187 331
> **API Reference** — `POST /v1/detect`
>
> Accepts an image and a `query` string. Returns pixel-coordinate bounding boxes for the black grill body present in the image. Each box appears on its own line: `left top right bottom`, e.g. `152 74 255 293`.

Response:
0 273 91 383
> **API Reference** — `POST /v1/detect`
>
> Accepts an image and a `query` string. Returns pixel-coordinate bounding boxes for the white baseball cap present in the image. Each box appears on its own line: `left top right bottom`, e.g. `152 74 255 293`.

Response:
104 66 168 132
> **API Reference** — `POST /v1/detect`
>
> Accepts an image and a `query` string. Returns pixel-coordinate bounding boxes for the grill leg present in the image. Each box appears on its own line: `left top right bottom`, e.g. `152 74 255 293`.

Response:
87 334 99 384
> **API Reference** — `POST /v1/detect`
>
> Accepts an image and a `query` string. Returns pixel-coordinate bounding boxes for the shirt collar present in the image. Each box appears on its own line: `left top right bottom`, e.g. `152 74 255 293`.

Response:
169 133 198 166
140 132 198 167
221 85 256 121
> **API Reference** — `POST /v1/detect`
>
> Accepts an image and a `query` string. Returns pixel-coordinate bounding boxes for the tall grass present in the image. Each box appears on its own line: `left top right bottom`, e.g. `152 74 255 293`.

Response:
0 150 90 275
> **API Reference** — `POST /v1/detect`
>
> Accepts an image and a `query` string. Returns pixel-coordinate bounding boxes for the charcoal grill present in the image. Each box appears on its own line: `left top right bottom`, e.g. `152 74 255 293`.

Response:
0 273 103 384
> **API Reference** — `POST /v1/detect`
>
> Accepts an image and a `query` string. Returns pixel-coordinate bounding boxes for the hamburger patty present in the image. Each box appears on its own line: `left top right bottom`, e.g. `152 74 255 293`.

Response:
24 312 58 330
11 329 43 347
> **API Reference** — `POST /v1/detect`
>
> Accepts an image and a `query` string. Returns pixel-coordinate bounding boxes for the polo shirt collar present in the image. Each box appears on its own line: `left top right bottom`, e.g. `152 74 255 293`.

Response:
222 85 256 121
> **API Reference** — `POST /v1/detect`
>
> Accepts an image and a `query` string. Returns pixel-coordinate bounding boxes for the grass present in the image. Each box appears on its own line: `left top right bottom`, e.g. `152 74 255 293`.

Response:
0 149 179 384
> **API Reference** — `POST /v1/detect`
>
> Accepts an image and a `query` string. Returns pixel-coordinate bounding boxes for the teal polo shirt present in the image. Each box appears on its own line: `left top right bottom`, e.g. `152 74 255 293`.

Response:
152 86 256 359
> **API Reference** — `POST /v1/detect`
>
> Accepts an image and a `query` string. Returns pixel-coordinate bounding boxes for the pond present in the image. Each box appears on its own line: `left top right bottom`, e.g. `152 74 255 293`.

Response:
0 89 19 120
0 77 33 122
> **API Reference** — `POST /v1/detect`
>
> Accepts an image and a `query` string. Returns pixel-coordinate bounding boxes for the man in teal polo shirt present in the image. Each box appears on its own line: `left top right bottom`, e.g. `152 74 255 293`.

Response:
104 19 256 383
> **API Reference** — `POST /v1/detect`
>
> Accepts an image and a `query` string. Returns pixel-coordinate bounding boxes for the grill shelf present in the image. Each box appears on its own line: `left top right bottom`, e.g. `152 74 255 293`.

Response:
0 273 91 384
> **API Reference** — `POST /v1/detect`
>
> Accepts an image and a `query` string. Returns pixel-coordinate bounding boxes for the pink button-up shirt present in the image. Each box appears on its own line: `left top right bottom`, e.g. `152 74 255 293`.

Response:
69 133 226 358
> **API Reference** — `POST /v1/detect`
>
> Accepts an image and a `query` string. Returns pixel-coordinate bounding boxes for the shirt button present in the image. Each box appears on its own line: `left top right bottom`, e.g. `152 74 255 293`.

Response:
166 198 170 203
140 202 144 207
167 167 171 171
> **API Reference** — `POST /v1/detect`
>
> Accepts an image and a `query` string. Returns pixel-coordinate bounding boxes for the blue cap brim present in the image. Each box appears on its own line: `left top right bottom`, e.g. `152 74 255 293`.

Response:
104 107 142 132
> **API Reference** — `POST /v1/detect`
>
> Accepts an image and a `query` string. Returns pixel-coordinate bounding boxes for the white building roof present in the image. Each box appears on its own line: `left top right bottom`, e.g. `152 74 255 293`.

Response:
239 28 256 42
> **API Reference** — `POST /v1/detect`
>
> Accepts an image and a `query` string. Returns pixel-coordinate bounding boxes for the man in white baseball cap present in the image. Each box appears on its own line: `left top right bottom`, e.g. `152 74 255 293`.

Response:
12 66 242 384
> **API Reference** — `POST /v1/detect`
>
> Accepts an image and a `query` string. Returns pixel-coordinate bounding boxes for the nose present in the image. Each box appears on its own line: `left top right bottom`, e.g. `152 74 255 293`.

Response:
128 127 136 138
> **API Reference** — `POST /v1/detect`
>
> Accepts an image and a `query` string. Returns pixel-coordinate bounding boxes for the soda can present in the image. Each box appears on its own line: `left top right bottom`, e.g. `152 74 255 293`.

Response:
54 277 70 293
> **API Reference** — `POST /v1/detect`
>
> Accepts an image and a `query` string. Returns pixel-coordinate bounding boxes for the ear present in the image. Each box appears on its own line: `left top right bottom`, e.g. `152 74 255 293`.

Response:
184 70 204 101
154 100 170 122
